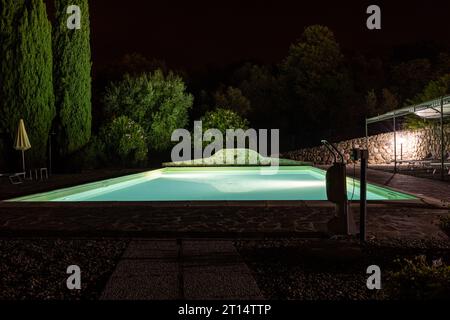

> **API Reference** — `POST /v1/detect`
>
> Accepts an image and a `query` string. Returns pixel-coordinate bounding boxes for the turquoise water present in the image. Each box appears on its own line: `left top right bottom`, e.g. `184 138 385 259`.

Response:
9 166 416 202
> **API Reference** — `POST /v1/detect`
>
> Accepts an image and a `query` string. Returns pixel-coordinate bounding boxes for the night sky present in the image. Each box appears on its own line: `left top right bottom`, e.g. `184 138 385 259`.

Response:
83 0 450 71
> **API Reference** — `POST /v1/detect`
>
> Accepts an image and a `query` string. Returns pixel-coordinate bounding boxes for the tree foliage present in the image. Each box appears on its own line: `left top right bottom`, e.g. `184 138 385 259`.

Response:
404 74 450 129
213 86 251 116
53 0 92 157
99 116 147 165
280 25 356 141
381 88 399 113
365 90 378 116
201 108 249 133
0 0 55 166
102 70 193 151
282 25 344 89
391 59 432 103
233 63 283 129
409 74 450 104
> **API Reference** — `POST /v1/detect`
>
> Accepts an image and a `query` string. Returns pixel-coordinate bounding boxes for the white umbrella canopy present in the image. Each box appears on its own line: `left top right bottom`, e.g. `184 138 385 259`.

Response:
14 119 31 172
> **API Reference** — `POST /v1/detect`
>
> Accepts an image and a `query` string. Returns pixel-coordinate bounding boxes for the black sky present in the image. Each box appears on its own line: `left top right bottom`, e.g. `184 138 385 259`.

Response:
84 0 450 71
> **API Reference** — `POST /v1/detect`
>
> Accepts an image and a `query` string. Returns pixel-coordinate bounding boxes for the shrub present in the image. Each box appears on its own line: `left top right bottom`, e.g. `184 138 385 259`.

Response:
66 135 106 171
62 135 108 172
102 70 193 151
213 86 252 116
99 116 148 166
440 216 450 237
201 108 249 133
386 255 450 300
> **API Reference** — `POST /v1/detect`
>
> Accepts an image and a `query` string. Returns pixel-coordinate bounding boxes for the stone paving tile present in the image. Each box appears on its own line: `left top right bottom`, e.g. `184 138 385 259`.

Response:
346 166 450 203
0 202 447 239
101 273 179 300
122 240 177 259
181 241 263 300
0 205 333 236
111 260 178 275
101 240 263 300
183 273 263 300
101 241 180 300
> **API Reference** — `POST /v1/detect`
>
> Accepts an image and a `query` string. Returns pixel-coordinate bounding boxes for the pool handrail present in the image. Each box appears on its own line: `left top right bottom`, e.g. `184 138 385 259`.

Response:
321 140 344 164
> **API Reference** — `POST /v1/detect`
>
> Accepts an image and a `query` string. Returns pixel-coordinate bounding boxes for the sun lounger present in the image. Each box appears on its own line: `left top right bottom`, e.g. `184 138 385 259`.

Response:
429 162 450 175
0 172 26 185
392 153 434 170
28 168 49 181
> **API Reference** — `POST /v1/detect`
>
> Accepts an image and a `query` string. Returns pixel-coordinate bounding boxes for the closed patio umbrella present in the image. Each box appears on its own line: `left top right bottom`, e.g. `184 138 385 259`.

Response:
14 119 31 172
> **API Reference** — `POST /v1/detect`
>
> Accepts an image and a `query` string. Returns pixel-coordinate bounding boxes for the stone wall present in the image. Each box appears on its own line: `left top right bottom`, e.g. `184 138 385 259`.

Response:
283 127 450 165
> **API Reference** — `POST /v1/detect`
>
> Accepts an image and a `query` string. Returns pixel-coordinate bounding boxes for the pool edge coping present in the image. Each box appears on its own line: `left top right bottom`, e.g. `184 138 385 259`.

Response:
3 166 421 203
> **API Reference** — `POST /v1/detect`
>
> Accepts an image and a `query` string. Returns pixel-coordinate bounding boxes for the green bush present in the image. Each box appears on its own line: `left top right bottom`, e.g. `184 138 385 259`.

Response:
440 216 450 237
386 255 450 300
99 116 148 166
201 108 249 133
60 135 105 172
67 135 105 171
213 86 252 116
102 70 193 152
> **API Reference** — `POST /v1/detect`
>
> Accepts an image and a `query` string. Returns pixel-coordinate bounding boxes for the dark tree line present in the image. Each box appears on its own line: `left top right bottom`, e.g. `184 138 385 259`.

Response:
1 0 449 173
183 27 450 149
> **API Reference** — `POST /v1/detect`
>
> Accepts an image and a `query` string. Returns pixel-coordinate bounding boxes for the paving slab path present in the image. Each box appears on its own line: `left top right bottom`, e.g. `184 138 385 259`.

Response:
101 239 263 300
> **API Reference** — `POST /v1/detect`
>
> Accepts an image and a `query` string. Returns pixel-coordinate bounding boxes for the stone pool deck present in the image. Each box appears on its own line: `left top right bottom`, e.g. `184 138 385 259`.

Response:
0 167 448 240
344 166 450 204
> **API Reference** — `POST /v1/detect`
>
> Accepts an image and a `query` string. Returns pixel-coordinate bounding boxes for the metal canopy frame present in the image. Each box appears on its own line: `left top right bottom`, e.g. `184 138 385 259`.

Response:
365 95 450 180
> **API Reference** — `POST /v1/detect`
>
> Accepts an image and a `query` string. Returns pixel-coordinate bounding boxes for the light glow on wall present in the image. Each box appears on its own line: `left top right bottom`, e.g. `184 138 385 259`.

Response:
394 131 423 161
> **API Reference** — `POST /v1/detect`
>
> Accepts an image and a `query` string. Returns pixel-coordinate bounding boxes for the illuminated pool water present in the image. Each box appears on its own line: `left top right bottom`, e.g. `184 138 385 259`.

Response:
8 166 416 202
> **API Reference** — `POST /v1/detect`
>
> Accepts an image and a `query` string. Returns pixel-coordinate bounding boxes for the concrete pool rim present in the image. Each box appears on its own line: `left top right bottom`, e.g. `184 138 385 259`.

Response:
0 166 445 208
3 166 420 203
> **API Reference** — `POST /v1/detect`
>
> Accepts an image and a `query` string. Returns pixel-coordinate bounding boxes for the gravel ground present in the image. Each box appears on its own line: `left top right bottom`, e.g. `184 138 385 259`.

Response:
2 237 449 300
0 238 128 300
236 238 450 300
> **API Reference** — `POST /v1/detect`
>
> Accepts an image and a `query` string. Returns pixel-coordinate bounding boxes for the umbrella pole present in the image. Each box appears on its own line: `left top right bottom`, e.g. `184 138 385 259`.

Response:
21 150 25 173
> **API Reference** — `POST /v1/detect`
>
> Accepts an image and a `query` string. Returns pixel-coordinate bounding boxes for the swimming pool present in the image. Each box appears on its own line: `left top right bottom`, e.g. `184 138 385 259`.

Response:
8 166 416 202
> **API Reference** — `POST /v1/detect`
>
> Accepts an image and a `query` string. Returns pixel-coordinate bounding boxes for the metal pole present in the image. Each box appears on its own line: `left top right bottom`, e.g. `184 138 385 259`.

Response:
365 119 369 149
393 116 397 174
49 134 52 175
441 97 445 181
360 150 368 242
21 150 25 173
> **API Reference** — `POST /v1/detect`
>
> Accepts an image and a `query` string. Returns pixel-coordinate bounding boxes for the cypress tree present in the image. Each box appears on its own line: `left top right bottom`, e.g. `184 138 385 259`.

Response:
53 0 92 157
0 0 21 162
0 0 55 167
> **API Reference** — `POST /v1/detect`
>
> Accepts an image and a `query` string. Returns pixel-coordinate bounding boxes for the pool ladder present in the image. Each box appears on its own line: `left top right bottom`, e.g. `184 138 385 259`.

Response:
321 140 344 164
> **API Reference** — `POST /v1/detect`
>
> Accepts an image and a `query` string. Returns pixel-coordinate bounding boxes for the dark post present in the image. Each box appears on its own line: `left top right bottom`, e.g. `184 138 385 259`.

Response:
48 134 52 175
441 97 445 181
48 132 55 175
365 119 369 149
393 115 397 173
351 148 369 242
360 150 368 242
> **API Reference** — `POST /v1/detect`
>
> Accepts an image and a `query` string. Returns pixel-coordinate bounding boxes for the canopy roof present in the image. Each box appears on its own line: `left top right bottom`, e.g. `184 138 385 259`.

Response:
366 95 450 124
